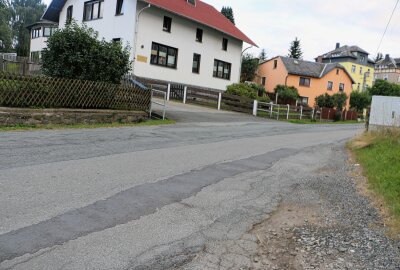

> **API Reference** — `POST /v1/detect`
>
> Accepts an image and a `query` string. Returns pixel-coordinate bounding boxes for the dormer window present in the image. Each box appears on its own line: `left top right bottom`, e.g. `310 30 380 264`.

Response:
163 16 172 32
187 0 196 6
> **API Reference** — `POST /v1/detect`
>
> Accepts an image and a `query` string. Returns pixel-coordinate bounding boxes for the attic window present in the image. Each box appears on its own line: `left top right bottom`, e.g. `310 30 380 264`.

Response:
187 0 196 6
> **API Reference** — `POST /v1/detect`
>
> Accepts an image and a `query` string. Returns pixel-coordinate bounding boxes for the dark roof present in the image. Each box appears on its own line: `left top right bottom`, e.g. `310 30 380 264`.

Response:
42 0 257 46
318 45 370 60
26 20 58 30
278 56 355 83
376 55 400 68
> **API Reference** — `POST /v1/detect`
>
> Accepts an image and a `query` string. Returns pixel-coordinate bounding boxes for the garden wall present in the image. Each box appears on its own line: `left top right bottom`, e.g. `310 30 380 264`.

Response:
0 107 148 126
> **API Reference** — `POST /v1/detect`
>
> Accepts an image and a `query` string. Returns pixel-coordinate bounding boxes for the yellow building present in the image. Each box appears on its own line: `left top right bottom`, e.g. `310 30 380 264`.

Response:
316 43 375 91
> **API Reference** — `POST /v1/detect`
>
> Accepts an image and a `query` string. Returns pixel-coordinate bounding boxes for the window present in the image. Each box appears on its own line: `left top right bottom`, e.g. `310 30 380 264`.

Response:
192 53 201 73
339 83 345 91
262 77 266 86
31 28 41 38
43 27 57 37
196 28 203 43
359 67 363 75
351 65 356 73
299 96 309 106
163 16 172 32
299 77 310 87
150 42 178 69
66 5 73 24
112 38 121 43
273 59 278 69
187 0 196 6
30 51 40 61
115 0 124 15
222 38 228 51
83 0 104 21
336 69 339 75
384 74 388 81
327 81 333 90
213 59 231 80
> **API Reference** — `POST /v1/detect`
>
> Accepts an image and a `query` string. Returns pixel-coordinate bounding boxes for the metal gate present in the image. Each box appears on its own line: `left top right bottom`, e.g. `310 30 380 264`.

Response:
169 84 185 100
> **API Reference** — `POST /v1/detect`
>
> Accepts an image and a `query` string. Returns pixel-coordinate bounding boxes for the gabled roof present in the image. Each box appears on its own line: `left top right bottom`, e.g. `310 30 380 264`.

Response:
317 45 370 60
268 56 355 83
376 55 400 68
140 0 257 46
42 0 257 47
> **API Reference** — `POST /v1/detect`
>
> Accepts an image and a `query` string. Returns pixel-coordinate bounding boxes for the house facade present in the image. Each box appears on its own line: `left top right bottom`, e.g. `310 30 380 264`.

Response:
257 56 354 108
39 0 256 90
316 43 375 91
26 20 58 62
375 54 400 84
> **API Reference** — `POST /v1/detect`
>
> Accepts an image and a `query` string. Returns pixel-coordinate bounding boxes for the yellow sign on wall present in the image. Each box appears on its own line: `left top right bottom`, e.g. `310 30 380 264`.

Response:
136 55 148 63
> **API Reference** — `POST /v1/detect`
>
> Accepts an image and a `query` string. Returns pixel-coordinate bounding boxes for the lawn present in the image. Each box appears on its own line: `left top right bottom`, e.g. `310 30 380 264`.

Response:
0 119 175 132
351 130 400 235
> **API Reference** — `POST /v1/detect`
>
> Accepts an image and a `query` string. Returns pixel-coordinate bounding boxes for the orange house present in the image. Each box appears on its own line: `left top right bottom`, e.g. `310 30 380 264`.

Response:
256 56 355 108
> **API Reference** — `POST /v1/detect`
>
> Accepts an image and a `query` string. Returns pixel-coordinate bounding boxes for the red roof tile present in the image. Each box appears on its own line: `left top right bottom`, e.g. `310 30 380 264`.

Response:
141 0 257 47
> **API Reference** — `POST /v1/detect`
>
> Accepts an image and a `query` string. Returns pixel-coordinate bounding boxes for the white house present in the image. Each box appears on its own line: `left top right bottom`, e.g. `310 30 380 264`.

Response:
27 20 58 61
38 0 257 90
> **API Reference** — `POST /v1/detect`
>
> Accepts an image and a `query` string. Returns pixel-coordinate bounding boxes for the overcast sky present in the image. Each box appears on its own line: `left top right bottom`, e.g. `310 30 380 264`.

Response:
43 0 400 61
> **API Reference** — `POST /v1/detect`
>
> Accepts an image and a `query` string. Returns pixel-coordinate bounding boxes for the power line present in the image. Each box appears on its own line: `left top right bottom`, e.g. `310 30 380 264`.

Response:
376 0 399 55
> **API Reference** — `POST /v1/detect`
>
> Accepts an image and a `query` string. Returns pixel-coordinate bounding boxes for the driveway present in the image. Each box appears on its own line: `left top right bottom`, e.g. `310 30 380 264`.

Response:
1 102 398 269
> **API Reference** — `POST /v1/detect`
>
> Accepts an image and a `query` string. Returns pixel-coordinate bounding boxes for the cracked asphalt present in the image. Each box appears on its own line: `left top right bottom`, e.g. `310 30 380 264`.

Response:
0 102 366 269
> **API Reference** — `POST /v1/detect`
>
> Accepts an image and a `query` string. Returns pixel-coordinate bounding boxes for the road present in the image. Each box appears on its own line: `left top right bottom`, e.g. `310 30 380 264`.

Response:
0 102 365 269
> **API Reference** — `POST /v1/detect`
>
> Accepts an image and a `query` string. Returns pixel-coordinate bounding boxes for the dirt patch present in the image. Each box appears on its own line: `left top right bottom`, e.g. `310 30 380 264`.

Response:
250 203 324 269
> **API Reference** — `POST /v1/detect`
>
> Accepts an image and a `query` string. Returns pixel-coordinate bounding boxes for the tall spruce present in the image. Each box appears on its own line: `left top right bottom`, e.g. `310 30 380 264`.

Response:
288 37 303 59
11 0 46 56
258 49 267 63
221 6 235 25
0 0 13 52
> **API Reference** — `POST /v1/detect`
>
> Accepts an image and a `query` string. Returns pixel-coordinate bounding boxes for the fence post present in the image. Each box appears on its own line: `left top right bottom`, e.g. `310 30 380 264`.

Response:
183 86 187 104
167 84 171 101
300 106 303 120
312 108 315 120
277 105 280 120
270 102 273 118
218 92 222 110
286 104 290 120
253 100 258 116
149 85 153 119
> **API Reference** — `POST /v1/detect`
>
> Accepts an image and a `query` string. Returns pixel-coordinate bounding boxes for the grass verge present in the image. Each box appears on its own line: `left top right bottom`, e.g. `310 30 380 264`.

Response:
349 129 400 237
289 119 361 124
0 119 175 132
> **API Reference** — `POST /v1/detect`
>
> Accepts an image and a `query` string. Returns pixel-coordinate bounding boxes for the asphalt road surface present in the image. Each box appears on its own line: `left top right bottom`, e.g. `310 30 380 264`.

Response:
0 102 365 269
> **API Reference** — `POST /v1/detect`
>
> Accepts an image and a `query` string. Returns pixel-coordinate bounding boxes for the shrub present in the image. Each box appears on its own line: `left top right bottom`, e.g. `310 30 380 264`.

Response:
315 93 334 108
368 79 400 97
350 91 371 112
274 85 299 101
332 92 348 111
258 95 271 103
41 22 131 84
226 83 258 99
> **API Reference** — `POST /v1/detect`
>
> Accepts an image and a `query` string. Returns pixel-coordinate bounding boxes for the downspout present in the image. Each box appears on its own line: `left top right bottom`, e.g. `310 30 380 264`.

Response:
131 3 151 75
239 46 253 83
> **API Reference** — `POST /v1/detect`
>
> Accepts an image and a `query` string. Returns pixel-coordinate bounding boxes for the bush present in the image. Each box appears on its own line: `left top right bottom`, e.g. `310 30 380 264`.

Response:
368 79 400 97
274 85 299 101
226 83 258 99
258 96 271 103
41 22 131 84
332 92 348 110
315 93 334 108
350 91 371 112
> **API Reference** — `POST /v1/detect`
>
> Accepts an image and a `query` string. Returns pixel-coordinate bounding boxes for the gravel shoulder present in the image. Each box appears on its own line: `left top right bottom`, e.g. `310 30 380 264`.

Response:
177 144 400 270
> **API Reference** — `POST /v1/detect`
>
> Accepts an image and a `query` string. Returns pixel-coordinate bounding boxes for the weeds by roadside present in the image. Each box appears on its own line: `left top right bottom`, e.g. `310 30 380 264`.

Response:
349 129 400 237
289 119 361 125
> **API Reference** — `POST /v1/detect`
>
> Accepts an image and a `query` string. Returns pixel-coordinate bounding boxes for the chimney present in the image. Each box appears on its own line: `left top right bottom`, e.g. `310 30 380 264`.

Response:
385 54 390 60
335 43 340 49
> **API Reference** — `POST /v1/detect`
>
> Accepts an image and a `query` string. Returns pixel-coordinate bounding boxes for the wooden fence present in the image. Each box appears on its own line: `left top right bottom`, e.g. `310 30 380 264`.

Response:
315 107 358 121
0 72 151 111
